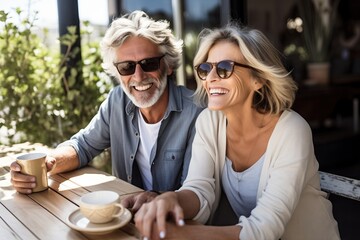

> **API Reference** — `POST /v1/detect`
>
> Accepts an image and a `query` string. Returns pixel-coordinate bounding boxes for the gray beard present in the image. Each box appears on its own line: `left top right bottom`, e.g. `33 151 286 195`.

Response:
121 75 168 108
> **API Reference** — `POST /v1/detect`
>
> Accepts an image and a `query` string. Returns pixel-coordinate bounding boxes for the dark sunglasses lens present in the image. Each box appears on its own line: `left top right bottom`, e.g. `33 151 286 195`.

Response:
197 63 212 80
117 62 136 75
217 61 233 79
140 57 160 72
116 56 163 76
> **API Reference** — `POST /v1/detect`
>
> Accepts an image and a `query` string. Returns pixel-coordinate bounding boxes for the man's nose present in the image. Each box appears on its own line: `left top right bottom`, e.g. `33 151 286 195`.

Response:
132 63 145 81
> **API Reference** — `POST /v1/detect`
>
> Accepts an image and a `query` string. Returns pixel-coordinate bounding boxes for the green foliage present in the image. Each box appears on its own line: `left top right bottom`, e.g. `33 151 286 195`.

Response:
0 9 113 146
298 0 340 63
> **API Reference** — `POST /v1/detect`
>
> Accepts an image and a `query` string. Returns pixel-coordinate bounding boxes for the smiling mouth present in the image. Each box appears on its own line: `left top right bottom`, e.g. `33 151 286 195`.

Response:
133 83 153 91
209 88 229 96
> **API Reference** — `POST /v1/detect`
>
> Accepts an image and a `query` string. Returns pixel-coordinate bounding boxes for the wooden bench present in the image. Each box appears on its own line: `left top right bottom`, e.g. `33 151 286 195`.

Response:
319 171 360 201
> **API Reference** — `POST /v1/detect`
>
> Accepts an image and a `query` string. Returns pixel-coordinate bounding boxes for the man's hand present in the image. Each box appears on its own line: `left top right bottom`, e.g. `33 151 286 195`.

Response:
121 191 160 213
10 156 56 194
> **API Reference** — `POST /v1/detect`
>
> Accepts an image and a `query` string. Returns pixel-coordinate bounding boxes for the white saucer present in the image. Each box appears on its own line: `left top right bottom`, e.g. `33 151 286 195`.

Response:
67 208 132 235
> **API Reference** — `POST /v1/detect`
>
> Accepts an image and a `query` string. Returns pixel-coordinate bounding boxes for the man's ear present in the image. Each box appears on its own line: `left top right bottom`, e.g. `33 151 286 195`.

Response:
167 68 173 76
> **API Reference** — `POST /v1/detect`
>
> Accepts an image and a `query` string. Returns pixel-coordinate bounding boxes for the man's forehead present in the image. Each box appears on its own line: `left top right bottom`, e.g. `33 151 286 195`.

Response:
116 36 161 60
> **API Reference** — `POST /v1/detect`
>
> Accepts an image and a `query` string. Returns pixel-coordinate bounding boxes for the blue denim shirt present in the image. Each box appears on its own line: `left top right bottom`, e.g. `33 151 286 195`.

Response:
59 80 203 191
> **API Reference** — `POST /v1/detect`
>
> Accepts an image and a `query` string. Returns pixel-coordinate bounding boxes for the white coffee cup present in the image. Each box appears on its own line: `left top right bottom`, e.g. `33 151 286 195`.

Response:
16 152 48 192
79 191 125 224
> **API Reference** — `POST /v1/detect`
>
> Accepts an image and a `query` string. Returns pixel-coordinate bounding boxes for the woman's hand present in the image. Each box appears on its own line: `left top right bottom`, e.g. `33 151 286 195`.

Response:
134 191 185 239
136 217 241 240
10 156 56 194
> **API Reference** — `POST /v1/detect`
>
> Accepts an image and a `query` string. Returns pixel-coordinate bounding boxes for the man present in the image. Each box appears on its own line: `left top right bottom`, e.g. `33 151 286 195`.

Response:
10 10 203 212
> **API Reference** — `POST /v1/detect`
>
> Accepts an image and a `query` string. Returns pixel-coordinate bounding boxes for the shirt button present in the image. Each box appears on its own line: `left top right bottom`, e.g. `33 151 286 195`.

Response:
135 132 139 136
128 176 132 181
130 155 134 159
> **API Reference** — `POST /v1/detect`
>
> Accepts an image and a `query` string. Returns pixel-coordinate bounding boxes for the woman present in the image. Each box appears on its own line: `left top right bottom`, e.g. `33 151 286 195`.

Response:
134 24 340 240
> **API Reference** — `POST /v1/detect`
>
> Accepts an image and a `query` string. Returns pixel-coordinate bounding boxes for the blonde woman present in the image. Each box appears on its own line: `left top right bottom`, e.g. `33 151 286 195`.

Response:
134 24 340 240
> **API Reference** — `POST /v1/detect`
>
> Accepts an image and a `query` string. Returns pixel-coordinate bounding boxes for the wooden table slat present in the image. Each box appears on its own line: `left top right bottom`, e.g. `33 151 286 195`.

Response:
48 175 90 206
1 191 88 239
0 203 37 240
59 167 144 196
0 163 142 239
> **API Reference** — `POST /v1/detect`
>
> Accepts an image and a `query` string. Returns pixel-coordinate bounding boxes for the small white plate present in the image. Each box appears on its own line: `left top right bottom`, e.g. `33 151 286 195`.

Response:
67 208 132 235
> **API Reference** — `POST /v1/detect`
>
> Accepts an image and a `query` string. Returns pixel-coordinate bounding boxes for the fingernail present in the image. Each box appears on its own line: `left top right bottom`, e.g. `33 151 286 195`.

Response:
159 231 166 239
178 219 185 226
143 237 149 240
31 183 36 188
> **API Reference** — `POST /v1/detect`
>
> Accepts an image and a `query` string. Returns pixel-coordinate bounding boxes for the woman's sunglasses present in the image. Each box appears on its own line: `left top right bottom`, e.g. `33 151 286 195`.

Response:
194 60 257 80
113 55 165 76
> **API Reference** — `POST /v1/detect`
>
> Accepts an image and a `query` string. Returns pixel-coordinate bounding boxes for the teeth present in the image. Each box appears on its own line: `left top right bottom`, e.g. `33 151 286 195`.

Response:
134 84 152 91
209 88 228 95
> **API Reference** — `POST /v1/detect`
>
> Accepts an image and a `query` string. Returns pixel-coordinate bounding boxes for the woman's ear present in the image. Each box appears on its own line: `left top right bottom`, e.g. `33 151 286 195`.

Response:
253 79 264 91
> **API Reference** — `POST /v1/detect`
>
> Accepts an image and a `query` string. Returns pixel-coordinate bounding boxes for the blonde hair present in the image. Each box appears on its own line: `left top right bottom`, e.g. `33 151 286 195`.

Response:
193 24 298 114
100 10 183 80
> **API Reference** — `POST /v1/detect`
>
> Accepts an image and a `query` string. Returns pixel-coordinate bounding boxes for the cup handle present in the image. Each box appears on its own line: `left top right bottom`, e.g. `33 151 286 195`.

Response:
113 203 125 218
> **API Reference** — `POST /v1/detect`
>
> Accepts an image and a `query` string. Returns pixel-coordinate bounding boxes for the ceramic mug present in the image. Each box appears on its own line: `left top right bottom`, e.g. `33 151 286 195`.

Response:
16 152 48 193
79 190 125 224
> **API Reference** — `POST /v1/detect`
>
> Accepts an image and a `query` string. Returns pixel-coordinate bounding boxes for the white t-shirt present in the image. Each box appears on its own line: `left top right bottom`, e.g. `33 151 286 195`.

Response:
135 110 161 190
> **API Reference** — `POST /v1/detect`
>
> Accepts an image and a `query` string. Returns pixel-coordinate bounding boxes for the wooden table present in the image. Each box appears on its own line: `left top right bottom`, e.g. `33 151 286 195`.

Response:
0 155 144 239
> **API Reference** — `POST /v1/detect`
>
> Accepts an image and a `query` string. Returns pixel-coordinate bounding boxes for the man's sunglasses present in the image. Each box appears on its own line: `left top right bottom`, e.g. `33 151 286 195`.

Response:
194 60 257 80
113 55 165 76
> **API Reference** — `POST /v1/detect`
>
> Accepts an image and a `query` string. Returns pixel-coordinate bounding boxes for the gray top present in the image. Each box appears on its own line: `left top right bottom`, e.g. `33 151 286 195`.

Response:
59 80 203 191
222 154 265 218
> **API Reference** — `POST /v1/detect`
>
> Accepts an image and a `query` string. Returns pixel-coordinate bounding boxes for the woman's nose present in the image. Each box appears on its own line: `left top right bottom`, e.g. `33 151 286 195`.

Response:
206 66 220 81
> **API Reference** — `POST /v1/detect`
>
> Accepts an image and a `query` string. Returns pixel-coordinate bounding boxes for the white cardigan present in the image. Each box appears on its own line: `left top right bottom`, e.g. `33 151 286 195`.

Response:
180 109 340 240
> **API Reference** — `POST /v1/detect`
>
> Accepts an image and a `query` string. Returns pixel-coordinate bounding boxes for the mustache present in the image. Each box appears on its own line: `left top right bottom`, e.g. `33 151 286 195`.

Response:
128 78 156 87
